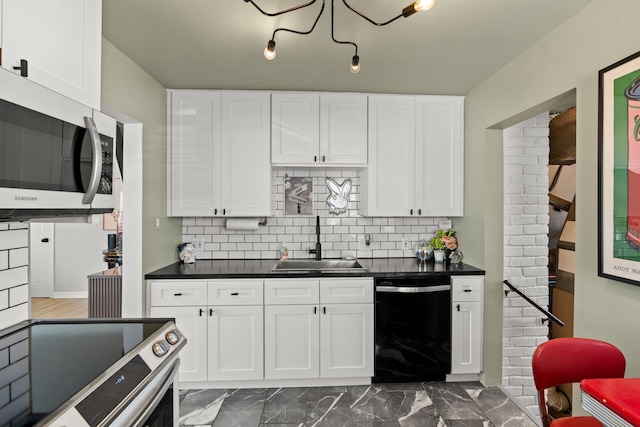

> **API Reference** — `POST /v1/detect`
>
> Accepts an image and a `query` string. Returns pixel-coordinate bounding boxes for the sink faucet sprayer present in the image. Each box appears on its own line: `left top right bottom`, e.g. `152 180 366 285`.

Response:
309 215 322 260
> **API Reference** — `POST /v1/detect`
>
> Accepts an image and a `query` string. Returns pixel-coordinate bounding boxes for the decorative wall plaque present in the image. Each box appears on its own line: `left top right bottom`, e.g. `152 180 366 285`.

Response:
285 176 313 215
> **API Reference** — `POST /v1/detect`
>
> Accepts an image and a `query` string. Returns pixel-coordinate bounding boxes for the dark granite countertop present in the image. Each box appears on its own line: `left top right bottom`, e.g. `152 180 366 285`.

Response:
145 258 484 280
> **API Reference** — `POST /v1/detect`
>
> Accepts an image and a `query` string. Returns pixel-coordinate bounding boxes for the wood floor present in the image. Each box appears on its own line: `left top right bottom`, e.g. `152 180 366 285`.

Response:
31 298 88 318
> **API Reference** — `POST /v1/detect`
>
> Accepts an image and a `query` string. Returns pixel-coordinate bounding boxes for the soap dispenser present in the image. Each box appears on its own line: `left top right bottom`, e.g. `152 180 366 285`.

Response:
280 243 289 261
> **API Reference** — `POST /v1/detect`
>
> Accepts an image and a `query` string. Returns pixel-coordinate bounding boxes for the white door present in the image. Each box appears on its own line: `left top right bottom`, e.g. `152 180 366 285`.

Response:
320 304 374 378
150 306 208 382
168 91 221 216
29 223 54 298
271 92 319 165
450 300 483 374
221 91 271 216
364 95 416 216
2 0 101 109
320 93 368 165
208 305 264 381
264 304 320 379
415 96 464 216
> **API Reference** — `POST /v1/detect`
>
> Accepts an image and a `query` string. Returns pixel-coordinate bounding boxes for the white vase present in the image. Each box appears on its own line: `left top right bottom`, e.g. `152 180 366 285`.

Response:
434 249 445 263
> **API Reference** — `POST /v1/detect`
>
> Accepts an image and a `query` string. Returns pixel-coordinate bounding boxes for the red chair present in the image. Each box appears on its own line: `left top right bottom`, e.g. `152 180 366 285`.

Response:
532 337 626 427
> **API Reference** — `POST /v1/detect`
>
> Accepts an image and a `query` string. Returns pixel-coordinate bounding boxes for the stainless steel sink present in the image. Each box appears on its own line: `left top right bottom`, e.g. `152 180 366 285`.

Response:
271 259 366 272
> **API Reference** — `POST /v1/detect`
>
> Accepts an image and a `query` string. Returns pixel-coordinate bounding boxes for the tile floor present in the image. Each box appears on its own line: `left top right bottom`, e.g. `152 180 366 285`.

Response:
179 382 539 427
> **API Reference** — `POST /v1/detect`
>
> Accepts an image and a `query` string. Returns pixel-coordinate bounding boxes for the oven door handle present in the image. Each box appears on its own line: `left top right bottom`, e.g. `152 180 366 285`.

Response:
376 285 451 293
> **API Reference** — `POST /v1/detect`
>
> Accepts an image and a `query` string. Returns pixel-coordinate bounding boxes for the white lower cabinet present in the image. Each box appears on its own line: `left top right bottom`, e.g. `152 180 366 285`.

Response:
148 279 264 383
450 276 484 375
264 277 374 380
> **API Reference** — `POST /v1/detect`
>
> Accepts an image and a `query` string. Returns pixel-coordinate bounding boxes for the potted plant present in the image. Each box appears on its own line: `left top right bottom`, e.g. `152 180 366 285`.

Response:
430 229 457 262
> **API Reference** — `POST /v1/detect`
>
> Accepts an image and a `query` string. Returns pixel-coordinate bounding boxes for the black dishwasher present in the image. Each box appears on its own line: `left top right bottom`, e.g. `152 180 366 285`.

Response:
373 276 451 383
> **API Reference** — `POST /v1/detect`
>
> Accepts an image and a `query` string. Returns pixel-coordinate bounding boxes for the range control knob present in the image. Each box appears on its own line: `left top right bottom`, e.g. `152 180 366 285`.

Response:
152 341 169 357
166 330 181 345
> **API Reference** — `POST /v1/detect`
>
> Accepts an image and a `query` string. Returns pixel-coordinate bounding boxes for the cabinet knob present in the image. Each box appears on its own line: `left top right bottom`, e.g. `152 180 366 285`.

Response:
13 59 28 77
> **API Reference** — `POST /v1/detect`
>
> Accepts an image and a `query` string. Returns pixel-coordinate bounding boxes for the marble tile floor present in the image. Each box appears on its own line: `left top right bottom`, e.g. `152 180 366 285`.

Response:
179 382 539 427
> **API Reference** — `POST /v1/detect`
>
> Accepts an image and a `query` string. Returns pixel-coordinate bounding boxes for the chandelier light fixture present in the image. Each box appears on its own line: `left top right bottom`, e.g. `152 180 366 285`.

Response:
243 0 435 74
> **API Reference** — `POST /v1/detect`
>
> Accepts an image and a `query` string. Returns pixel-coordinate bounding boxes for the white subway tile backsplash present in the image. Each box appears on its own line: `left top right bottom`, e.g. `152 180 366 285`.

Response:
0 222 29 326
182 168 449 260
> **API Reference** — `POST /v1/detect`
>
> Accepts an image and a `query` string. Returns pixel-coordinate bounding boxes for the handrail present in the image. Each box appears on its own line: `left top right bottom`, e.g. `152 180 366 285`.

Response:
503 280 565 327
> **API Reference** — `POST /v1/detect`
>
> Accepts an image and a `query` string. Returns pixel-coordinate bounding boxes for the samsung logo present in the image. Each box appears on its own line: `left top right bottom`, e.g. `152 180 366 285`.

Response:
14 196 38 201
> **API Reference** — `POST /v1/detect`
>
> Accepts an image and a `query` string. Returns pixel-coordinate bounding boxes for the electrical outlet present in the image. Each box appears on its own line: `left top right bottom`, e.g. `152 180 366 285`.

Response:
192 238 204 251
402 238 410 250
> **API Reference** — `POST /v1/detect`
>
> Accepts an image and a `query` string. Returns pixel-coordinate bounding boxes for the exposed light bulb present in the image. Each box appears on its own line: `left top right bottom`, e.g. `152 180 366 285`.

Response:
350 55 360 74
264 40 276 60
414 0 435 11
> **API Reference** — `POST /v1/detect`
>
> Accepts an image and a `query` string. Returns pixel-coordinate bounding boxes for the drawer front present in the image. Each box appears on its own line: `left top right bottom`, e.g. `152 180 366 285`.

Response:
264 279 320 305
149 281 208 306
320 278 373 304
208 280 264 305
451 276 484 302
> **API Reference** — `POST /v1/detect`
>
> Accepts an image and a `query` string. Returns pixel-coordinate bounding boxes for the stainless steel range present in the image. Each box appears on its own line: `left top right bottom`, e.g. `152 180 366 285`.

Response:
0 318 185 427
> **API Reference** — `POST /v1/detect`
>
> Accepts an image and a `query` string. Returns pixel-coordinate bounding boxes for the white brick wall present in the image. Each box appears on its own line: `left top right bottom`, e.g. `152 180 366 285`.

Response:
503 112 550 414
0 222 30 329
182 167 450 260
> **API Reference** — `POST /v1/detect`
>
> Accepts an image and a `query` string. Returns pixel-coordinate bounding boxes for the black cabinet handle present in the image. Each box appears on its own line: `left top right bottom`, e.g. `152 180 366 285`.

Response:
223 209 226 215
230 292 239 296
41 238 49 243
323 306 326 314
314 306 317 314
464 289 472 293
418 209 422 215
13 59 28 77
199 308 204 316
410 209 414 215
457 304 461 312
322 155 326 162
314 155 318 162
214 208 218 215
174 293 183 296
209 308 213 316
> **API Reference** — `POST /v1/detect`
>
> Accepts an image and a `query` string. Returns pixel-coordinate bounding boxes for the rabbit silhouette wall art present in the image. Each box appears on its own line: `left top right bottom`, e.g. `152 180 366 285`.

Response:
326 177 352 215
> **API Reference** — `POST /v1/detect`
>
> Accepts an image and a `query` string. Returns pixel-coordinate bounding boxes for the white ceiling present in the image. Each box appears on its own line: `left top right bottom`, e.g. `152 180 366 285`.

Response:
102 0 595 95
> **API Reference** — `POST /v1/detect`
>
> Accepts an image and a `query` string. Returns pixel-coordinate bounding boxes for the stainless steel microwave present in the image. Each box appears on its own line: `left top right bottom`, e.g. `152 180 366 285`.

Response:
0 97 116 221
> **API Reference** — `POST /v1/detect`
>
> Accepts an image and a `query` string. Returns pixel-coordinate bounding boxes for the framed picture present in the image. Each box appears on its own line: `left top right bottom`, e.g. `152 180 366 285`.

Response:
285 176 313 215
598 50 640 285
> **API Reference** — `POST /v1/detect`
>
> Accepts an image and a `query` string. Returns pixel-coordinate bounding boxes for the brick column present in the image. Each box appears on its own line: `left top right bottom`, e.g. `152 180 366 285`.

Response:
503 112 550 414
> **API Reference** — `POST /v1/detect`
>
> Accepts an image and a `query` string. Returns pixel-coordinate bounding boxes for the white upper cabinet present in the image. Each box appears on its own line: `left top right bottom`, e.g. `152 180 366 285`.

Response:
272 92 367 166
361 94 464 217
167 90 271 217
1 0 102 109
168 90 221 217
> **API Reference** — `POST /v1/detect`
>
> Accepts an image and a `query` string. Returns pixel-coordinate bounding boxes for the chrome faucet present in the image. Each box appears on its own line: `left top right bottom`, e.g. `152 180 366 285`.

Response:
309 215 322 260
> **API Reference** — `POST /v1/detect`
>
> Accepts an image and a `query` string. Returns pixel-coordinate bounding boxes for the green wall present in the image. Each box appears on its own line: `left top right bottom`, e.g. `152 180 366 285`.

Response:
461 0 640 386
101 39 182 291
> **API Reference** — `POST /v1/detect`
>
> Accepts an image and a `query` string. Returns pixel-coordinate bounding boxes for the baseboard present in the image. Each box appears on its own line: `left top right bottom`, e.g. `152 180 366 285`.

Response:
52 292 88 299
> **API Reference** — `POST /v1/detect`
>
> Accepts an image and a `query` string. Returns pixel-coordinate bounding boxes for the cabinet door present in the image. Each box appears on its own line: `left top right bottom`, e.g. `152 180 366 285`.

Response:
221 91 271 216
168 90 221 216
450 300 483 374
150 306 208 383
208 305 264 381
2 0 101 109
320 93 368 165
362 95 415 216
264 304 320 379
320 303 374 378
415 96 464 216
271 92 320 165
